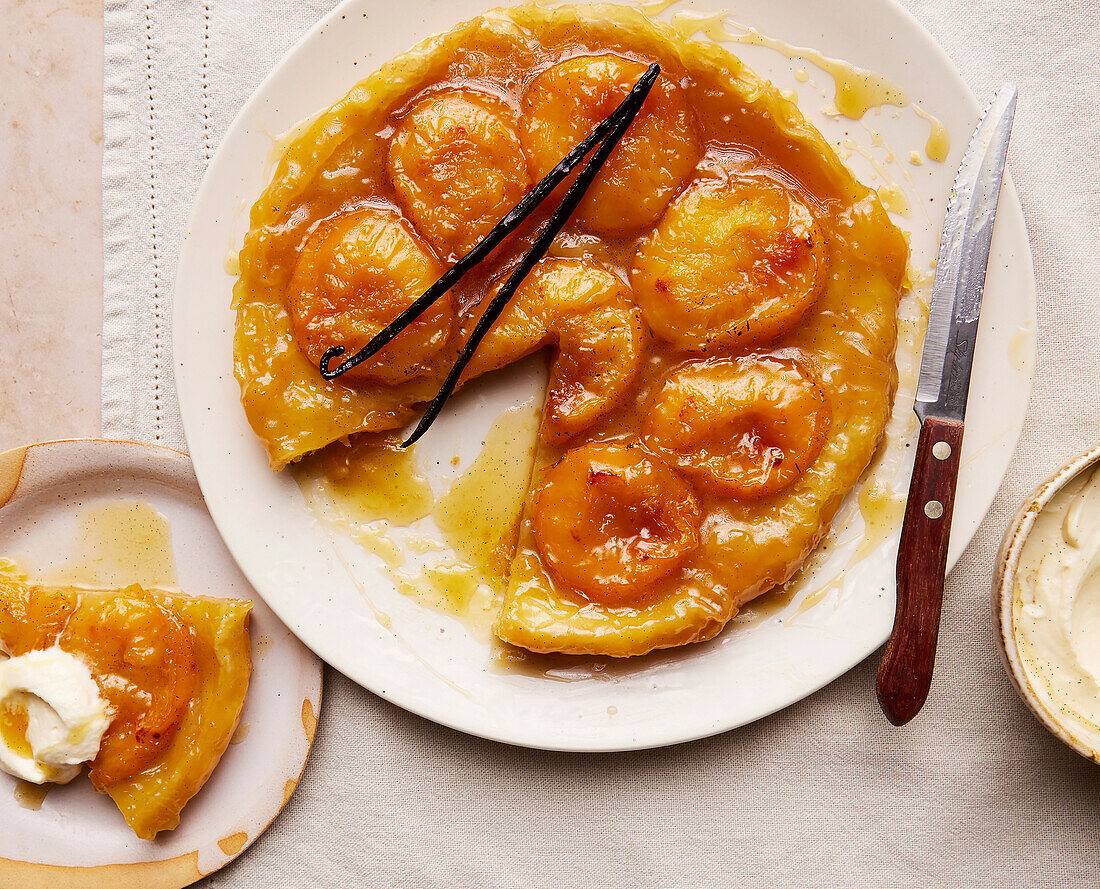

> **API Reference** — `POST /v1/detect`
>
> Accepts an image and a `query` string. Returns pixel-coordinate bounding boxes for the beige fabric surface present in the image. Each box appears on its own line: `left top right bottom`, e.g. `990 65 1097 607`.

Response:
102 0 1100 884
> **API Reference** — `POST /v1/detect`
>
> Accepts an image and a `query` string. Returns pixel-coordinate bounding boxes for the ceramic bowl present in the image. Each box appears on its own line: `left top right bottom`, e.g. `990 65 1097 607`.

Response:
993 443 1100 763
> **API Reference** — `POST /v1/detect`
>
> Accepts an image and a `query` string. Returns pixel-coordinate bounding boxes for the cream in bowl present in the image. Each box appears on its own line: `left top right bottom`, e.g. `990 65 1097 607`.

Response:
995 445 1100 762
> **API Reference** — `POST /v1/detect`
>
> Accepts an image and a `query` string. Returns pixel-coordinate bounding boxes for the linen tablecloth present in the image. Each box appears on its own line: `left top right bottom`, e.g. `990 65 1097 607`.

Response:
102 1 1100 884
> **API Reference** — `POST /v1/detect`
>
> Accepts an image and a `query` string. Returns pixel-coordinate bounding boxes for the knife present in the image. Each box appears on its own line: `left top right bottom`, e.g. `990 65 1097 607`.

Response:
876 85 1018 726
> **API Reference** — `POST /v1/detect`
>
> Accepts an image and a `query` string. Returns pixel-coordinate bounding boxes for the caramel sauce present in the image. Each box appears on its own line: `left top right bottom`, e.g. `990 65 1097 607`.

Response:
434 403 539 576
660 5 949 165
44 500 178 590
407 401 540 635
913 106 951 162
13 779 51 811
668 9 735 44
730 591 787 623
669 11 907 119
0 696 31 759
835 134 921 224
394 565 484 620
229 721 250 746
306 436 433 526
294 440 434 567
876 184 911 218
854 480 907 564
296 402 539 639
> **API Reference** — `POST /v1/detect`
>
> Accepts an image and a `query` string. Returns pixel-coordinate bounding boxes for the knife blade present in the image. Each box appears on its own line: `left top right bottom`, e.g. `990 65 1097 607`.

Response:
876 85 1017 726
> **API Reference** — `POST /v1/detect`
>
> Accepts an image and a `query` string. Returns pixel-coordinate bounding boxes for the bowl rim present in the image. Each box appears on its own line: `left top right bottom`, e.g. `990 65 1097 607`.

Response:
992 442 1100 764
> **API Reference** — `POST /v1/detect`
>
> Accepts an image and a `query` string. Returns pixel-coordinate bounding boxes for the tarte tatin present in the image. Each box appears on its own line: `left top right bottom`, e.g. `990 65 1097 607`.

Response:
0 579 251 838
233 4 907 657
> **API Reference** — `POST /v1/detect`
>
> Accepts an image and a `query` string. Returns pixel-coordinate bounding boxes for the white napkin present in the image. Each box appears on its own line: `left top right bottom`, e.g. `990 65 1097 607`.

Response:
102 0 332 448
102 1 1100 886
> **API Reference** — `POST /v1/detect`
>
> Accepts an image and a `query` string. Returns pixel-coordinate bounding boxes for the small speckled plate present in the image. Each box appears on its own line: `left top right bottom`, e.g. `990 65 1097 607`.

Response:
0 439 323 889
993 444 1100 764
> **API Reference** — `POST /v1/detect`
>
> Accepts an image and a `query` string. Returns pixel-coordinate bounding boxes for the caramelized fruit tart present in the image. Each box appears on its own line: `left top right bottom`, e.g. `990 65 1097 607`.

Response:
0 578 252 839
233 4 908 656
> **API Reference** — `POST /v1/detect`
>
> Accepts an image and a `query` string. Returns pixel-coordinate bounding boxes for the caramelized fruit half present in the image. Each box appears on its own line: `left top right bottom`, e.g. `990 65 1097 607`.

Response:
460 259 646 442
58 591 198 789
531 443 701 605
632 174 826 352
287 208 451 384
519 53 700 234
388 89 531 258
643 352 830 499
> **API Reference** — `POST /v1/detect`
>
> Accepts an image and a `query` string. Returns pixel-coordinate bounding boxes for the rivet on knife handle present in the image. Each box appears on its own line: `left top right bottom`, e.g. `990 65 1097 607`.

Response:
876 416 964 725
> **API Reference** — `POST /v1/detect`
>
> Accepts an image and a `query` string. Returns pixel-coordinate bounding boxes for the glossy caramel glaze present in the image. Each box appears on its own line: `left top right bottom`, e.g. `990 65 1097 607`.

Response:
519 53 700 234
287 208 451 385
236 4 907 655
641 351 830 500
0 579 251 839
459 258 646 442
532 442 701 605
389 89 532 258
632 173 826 352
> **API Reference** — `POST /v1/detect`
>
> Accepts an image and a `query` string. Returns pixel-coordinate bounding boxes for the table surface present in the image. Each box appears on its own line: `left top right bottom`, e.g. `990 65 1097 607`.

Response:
2 0 103 451
5 1 1100 886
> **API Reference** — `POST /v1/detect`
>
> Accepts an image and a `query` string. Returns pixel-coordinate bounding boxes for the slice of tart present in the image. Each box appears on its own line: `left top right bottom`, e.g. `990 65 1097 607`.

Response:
0 578 251 839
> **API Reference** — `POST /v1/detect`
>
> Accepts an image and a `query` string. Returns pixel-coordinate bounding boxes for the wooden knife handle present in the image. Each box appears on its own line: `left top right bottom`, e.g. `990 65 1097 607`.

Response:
876 416 965 726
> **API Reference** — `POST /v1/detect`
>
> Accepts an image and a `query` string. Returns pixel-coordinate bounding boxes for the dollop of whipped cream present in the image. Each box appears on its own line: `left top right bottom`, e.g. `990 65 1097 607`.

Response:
1014 463 1100 753
0 646 109 784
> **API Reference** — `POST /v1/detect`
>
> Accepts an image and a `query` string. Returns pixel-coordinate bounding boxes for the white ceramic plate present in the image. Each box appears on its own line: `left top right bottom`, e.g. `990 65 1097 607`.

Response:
173 0 1036 751
0 440 322 889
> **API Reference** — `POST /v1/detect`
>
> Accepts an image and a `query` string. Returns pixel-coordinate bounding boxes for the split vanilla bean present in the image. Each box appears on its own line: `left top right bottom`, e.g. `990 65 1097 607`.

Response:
400 64 659 446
